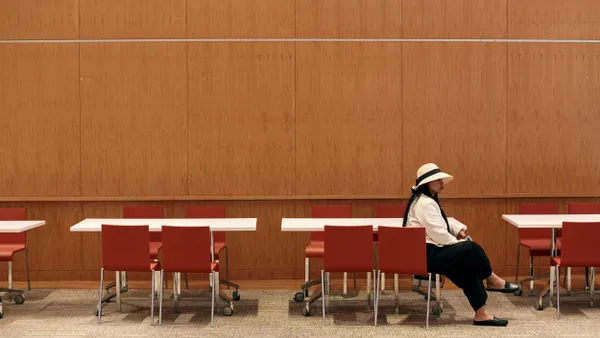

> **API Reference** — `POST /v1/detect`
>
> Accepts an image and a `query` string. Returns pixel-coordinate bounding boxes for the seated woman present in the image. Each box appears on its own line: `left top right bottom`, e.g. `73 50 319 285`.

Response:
403 163 519 327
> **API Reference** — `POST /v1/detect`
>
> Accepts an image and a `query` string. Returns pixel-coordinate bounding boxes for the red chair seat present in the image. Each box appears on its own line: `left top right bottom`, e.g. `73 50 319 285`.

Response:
305 242 324 258
0 244 26 260
520 238 562 256
213 242 225 260
150 242 162 260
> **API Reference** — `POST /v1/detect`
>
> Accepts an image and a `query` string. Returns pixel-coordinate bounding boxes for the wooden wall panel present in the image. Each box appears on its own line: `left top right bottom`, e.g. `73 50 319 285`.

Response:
296 0 402 38
509 0 600 39
187 43 295 196
80 43 188 197
0 44 81 197
80 0 186 38
403 43 507 196
0 0 79 39
507 44 600 194
402 0 507 38
187 0 294 38
295 42 403 196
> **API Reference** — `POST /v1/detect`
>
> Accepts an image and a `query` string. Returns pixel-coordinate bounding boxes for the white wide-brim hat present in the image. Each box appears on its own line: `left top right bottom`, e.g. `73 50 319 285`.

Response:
411 163 453 191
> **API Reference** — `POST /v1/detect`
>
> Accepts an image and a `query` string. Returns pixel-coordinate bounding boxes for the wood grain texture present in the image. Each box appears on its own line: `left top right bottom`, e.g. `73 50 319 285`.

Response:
0 44 81 197
187 43 295 196
507 44 600 194
187 0 294 38
296 0 402 38
295 42 403 196
80 0 186 38
0 0 79 39
403 43 507 196
508 0 600 39
80 43 188 197
402 0 507 38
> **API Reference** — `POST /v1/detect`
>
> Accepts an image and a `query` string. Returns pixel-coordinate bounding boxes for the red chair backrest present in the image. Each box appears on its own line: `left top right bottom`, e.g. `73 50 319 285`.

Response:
0 208 27 245
161 226 212 273
519 204 559 240
311 205 352 242
185 206 226 243
377 226 427 275
324 225 373 272
123 205 164 242
559 222 600 267
568 202 600 214
101 224 151 271
375 204 406 218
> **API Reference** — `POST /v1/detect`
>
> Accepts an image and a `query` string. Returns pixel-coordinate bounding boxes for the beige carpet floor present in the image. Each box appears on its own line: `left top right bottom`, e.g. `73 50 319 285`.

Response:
0 287 599 337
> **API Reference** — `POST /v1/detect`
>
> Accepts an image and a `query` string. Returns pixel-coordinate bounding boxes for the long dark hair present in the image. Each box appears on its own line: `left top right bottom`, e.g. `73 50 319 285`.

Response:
402 182 450 232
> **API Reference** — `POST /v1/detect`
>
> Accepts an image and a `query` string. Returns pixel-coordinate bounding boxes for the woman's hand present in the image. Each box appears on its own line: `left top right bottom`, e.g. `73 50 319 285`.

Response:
456 229 468 240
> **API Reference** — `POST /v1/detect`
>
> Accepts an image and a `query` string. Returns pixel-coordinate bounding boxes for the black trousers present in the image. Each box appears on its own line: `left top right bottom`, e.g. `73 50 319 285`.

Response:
427 241 493 311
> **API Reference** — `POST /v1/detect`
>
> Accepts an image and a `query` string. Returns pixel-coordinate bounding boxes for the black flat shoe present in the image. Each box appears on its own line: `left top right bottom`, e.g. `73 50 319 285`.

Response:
473 316 508 327
486 281 520 294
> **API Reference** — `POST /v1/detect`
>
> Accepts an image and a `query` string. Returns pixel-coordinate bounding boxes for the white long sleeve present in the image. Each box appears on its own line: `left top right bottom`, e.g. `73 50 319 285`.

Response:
416 199 459 246
406 195 468 247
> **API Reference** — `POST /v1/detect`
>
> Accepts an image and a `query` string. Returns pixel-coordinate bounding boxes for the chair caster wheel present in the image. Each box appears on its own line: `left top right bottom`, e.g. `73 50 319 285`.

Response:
223 306 233 316
514 289 523 296
14 295 24 305
0 312 3 319
232 290 241 301
432 304 443 315
301 307 310 316
294 292 305 302
535 302 544 311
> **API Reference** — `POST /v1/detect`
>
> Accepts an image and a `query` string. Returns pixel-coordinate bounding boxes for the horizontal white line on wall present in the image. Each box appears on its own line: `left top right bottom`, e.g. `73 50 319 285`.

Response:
1 38 600 43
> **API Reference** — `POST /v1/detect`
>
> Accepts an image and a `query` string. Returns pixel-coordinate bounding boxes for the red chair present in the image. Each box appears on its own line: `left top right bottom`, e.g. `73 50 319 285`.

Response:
184 206 228 289
0 208 30 294
374 203 406 292
321 225 374 327
515 203 559 295
376 226 431 328
554 221 600 318
123 206 164 262
567 202 600 290
296 205 352 305
98 224 159 325
159 226 219 327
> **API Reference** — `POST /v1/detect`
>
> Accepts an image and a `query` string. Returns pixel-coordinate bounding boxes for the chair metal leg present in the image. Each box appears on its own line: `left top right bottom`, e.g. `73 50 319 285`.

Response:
211 272 215 328
381 272 385 292
343 272 347 295
321 270 326 327
98 268 104 325
426 273 432 329
26 248 31 291
515 244 520 284
116 271 121 312
151 270 156 326
590 267 595 307
374 270 380 326
373 270 379 326
159 270 164 326
529 256 535 291
585 267 590 291
556 265 560 319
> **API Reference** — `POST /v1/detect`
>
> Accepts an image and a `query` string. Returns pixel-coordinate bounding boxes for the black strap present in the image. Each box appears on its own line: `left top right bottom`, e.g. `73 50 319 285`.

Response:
415 168 442 186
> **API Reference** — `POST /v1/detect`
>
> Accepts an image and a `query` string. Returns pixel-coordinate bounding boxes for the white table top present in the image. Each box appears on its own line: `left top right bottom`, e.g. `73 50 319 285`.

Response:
0 221 45 233
70 218 257 232
502 214 600 228
281 217 466 232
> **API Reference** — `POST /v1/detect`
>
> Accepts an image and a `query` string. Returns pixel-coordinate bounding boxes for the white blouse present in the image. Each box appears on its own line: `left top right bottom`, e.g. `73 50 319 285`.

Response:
405 195 467 247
